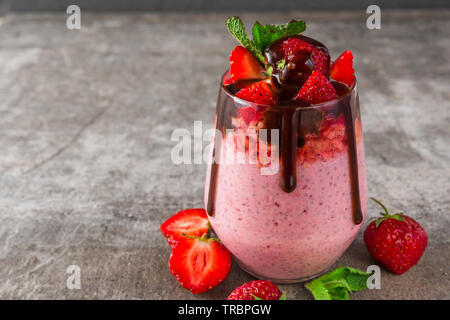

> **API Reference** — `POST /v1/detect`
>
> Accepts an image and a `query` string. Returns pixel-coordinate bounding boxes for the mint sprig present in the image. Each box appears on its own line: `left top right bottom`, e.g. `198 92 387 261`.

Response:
305 267 370 300
225 17 306 67
226 17 265 65
252 20 306 53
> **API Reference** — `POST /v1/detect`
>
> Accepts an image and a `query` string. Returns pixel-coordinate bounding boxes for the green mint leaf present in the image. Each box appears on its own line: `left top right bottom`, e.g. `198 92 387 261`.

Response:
277 59 286 70
252 20 306 53
262 65 273 77
305 267 370 300
328 287 351 300
279 292 287 300
251 294 263 300
323 279 352 292
304 279 331 300
225 16 265 65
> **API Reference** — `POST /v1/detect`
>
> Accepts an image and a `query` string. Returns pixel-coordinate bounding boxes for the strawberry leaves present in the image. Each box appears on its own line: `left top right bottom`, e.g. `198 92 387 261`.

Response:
370 197 406 227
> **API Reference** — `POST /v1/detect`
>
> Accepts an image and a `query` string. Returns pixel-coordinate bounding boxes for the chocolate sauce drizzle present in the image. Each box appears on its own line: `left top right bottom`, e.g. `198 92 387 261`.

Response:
206 35 363 225
343 95 363 224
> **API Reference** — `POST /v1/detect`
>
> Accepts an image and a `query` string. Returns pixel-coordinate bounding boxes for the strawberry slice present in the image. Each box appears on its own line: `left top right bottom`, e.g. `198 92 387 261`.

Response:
169 234 231 294
236 80 275 106
229 46 265 83
160 208 209 248
330 50 355 86
223 70 233 85
295 71 337 104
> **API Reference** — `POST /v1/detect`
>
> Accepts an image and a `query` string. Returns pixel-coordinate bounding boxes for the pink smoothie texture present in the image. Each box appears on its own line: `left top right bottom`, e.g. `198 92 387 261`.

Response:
205 119 368 281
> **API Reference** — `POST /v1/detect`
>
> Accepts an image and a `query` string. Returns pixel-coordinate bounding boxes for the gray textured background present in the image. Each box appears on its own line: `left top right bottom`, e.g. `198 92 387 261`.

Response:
0 0 449 13
0 10 449 299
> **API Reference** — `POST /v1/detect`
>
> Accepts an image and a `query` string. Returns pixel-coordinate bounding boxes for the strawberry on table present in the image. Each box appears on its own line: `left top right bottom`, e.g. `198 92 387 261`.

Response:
295 70 337 104
364 198 428 275
330 50 355 87
160 208 210 248
228 46 265 84
169 234 231 294
227 280 285 300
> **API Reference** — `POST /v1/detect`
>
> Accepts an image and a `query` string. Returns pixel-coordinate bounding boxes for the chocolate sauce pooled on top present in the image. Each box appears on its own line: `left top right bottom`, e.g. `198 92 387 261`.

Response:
265 35 330 101
207 36 363 225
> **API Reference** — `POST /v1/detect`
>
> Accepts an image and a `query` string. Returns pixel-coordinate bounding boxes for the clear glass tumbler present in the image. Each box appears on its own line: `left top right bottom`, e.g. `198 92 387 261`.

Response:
205 73 368 283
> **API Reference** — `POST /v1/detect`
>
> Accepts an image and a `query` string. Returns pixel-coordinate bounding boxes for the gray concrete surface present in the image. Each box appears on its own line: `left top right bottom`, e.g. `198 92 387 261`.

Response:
0 11 449 300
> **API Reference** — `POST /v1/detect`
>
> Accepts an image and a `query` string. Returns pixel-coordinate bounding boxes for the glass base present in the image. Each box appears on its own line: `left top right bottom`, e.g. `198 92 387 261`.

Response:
236 261 330 284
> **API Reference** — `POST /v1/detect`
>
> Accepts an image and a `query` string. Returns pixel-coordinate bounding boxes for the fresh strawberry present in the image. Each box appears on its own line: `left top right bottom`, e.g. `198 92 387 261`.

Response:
281 37 314 56
236 80 275 105
223 70 233 85
227 280 285 300
229 46 265 83
364 198 428 275
295 71 337 104
311 47 330 76
330 50 355 87
160 208 209 248
169 234 231 294
280 37 330 76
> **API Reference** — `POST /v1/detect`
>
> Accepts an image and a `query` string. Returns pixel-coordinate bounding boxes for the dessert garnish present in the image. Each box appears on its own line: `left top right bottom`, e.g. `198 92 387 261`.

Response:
330 50 355 86
227 280 285 300
305 266 370 300
224 16 354 105
364 198 428 274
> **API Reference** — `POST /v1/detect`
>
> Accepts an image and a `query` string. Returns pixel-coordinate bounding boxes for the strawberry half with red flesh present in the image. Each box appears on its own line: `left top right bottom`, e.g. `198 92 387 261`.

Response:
169 234 231 294
364 198 428 275
227 280 285 300
160 208 209 248
295 70 337 104
330 50 355 87
235 80 274 123
236 80 275 106
228 46 265 84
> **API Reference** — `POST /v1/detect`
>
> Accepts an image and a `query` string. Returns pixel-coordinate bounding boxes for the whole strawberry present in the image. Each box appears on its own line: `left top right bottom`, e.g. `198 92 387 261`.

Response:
364 198 428 274
227 280 285 300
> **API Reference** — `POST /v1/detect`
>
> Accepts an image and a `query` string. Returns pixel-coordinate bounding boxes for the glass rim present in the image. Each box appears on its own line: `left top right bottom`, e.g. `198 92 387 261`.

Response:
220 70 357 110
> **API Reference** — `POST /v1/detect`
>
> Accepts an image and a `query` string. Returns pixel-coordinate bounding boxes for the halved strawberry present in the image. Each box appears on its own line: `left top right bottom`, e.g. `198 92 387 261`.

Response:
160 208 209 248
295 71 337 104
229 46 265 83
236 80 275 106
330 50 355 87
223 70 233 85
169 234 231 294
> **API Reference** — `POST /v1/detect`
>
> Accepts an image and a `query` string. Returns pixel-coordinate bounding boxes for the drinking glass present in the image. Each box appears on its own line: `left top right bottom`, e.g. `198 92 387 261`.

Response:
204 73 368 282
